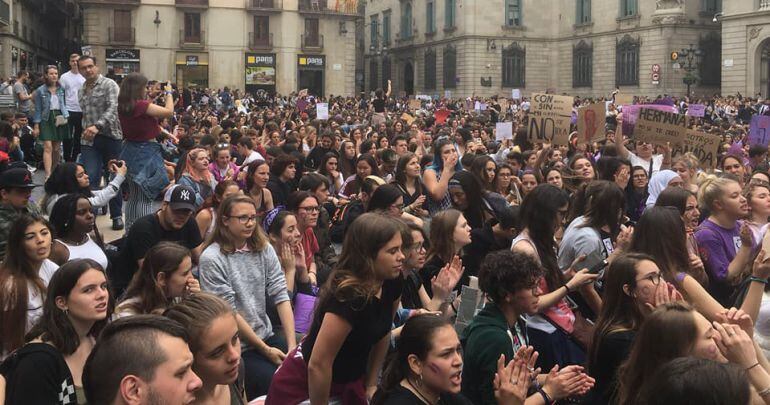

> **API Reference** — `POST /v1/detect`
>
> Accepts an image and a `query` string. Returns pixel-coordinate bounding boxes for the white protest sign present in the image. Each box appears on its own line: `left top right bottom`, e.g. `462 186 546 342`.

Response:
512 89 521 100
495 122 513 141
316 103 329 120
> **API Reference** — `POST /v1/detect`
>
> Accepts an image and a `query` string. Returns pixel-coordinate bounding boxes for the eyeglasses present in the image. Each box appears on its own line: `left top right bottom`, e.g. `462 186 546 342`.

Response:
299 206 320 213
390 203 405 211
407 242 425 252
216 143 230 149
636 272 662 286
226 215 258 224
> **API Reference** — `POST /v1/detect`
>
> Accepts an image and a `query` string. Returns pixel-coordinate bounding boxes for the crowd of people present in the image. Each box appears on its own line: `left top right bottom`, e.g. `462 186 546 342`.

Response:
2 52 770 405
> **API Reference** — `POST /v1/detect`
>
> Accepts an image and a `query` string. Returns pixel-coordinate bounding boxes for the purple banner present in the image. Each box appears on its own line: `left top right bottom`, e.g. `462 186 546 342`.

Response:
686 104 706 117
621 104 679 137
749 115 770 146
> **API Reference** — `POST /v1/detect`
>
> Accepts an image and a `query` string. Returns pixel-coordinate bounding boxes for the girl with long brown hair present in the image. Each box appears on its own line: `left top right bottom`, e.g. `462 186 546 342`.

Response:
267 213 406 405
199 194 294 400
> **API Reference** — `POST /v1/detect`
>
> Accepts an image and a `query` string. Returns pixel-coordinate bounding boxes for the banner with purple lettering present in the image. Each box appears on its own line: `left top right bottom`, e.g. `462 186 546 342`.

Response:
749 116 770 146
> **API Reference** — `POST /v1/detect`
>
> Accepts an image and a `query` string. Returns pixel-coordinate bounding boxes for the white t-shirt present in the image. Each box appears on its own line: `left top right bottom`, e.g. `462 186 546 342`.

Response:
242 150 265 166
26 259 60 332
628 152 664 176
59 70 85 112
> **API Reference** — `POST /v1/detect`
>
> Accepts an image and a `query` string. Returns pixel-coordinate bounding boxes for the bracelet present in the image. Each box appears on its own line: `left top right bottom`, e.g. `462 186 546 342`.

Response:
759 386 770 397
563 284 572 294
750 276 768 285
537 388 553 404
746 362 761 371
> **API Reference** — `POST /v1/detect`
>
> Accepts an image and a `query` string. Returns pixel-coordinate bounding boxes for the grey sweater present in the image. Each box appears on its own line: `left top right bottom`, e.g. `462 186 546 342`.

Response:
199 242 290 350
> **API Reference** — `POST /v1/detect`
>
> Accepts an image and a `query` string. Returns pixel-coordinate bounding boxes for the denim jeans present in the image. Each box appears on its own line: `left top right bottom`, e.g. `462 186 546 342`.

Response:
79 135 123 219
242 334 287 400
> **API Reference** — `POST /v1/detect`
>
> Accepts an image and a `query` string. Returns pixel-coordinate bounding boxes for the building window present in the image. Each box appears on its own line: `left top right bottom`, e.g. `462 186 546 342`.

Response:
699 32 721 86
370 15 379 47
426 1 435 34
702 0 721 13
619 0 637 17
505 0 522 27
383 12 391 45
400 2 412 39
443 45 456 88
502 42 525 87
382 56 391 89
254 16 270 45
576 0 591 24
573 40 592 87
424 49 436 89
184 13 201 43
305 18 320 46
370 59 379 91
616 35 639 86
114 10 132 42
445 0 455 28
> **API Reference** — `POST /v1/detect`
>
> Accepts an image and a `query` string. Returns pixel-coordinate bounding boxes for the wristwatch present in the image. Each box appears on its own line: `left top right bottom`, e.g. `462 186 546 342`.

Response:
94 123 103 133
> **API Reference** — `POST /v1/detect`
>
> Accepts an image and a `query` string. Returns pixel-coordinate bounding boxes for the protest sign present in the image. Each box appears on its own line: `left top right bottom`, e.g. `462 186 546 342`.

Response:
621 104 679 137
527 93 573 145
298 88 308 97
416 94 432 101
434 108 451 125
408 99 421 110
633 108 688 147
316 103 329 120
671 130 720 169
686 104 706 117
499 98 510 112
578 103 607 144
749 116 770 146
495 122 513 141
444 90 452 99
615 94 634 106
401 113 415 126
512 89 521 99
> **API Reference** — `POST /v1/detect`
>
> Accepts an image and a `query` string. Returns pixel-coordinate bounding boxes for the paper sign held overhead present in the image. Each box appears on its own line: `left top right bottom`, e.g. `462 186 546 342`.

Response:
686 104 706 117
408 99 421 110
434 109 451 125
316 103 329 120
671 130 720 169
495 122 513 141
527 93 573 145
578 103 607 144
633 108 689 147
749 116 770 147
615 94 634 106
401 113 415 126
512 89 521 100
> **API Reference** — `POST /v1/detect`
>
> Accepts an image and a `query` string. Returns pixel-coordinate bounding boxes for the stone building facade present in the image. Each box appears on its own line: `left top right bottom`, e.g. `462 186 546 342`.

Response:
80 0 361 96
0 0 80 78
721 0 770 97
364 0 726 98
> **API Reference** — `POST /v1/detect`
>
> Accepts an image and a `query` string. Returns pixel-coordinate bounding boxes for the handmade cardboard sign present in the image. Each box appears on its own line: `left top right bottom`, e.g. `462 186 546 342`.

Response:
435 108 451 125
527 93 573 145
632 108 688 146
671 130 720 169
578 103 606 143
401 113 415 126
615 94 634 106
621 104 679 137
408 99 421 110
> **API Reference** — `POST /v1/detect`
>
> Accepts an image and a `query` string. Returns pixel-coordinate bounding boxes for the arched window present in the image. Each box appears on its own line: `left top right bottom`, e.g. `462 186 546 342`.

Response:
443 45 457 88
573 40 592 87
424 49 436 90
400 2 412 39
699 32 721 86
502 42 525 87
616 35 639 86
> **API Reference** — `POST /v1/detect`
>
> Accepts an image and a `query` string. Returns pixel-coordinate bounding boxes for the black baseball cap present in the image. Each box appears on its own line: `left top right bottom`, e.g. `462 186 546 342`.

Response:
163 185 196 211
0 167 38 189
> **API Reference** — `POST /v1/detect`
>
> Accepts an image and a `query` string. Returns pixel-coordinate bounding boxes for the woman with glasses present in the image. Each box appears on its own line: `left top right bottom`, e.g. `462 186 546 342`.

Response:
626 166 649 223
366 184 424 227
512 184 598 370
286 191 322 288
495 163 523 206
199 194 295 400
209 143 241 184
586 253 681 405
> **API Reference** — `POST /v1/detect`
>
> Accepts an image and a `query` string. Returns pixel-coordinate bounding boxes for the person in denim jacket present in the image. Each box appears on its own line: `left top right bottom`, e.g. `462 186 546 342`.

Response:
33 66 69 178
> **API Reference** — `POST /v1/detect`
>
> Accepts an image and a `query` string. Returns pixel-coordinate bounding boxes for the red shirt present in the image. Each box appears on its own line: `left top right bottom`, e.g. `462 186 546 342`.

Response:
119 100 160 142
301 227 319 270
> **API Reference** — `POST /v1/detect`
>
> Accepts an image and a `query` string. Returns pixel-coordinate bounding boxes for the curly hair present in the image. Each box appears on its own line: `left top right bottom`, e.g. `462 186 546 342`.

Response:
479 250 542 304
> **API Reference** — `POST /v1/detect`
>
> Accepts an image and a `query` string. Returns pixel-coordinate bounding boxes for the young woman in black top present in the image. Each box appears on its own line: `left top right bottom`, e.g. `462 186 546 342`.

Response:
266 213 406 404
421 209 472 295
2 259 113 405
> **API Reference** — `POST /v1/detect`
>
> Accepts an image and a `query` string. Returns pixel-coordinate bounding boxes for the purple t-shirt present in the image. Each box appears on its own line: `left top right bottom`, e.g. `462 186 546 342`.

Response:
694 218 743 305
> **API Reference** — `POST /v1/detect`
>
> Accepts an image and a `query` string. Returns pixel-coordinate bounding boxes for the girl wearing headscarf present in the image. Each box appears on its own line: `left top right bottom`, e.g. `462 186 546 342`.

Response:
645 169 684 209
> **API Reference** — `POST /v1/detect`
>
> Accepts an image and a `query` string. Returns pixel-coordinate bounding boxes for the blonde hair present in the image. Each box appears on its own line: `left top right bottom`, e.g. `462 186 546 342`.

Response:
697 175 738 212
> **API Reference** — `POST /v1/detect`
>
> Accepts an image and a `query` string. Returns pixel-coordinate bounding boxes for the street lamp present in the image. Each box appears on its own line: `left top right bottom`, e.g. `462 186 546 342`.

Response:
679 44 703 96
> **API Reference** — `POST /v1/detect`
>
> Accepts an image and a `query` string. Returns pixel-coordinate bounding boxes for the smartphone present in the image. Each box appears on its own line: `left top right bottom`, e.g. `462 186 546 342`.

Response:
581 250 608 275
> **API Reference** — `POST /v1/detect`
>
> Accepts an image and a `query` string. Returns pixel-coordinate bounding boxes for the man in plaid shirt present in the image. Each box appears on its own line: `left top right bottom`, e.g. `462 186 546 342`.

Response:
77 55 125 230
